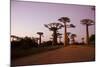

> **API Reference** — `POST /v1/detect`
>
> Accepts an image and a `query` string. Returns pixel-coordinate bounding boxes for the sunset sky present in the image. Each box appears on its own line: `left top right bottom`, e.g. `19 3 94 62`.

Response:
11 0 95 42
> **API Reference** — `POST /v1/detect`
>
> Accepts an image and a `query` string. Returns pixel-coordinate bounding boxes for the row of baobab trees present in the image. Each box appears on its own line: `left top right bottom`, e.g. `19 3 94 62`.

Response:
11 7 95 47
11 17 94 47
36 17 94 46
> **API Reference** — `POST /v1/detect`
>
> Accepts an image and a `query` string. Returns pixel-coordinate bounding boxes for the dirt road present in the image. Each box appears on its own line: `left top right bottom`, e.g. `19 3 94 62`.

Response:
11 45 95 66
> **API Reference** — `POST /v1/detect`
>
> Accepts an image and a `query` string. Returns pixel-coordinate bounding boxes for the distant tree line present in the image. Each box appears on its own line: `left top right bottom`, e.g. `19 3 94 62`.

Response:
11 35 64 50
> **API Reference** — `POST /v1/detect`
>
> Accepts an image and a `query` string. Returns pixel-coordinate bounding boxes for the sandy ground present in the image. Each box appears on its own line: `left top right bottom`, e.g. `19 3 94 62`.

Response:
11 45 95 66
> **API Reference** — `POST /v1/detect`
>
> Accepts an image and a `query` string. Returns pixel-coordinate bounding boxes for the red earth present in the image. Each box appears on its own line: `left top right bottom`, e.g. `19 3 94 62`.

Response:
11 45 95 66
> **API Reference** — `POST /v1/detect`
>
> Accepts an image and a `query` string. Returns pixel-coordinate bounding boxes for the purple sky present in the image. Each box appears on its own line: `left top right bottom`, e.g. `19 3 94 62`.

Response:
11 0 95 42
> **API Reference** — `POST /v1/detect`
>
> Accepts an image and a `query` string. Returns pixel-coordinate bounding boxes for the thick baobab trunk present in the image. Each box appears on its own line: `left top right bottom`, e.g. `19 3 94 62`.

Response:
82 38 85 44
64 23 68 46
59 37 61 43
86 24 89 45
39 35 42 45
53 30 57 45
72 38 75 44
36 38 39 44
68 37 70 45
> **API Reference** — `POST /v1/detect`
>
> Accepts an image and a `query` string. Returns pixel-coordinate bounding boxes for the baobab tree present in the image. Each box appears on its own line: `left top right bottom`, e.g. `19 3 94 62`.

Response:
58 17 75 46
80 19 94 45
71 34 77 44
81 37 85 44
34 37 39 44
67 32 71 44
37 32 43 45
51 32 62 43
57 33 62 43
44 23 63 45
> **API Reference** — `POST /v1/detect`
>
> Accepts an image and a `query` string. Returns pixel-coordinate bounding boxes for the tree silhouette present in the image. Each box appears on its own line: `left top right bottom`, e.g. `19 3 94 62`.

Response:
11 35 22 41
81 37 85 44
37 32 43 45
44 23 63 45
34 37 39 44
80 19 94 45
67 32 71 44
89 34 95 45
71 34 77 44
23 36 35 48
58 17 75 46
11 36 37 49
57 33 62 43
